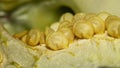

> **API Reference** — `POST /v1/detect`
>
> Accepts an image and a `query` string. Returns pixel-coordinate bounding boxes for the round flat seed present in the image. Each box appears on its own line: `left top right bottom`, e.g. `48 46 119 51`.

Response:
46 31 69 50
27 29 41 46
39 32 46 44
87 16 105 34
58 27 74 43
73 20 94 39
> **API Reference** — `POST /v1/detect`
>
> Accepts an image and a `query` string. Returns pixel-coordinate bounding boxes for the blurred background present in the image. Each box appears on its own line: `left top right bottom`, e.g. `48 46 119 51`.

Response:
0 0 120 34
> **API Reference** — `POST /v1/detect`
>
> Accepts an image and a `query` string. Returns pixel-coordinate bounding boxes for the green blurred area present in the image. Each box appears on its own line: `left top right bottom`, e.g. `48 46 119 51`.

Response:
0 0 76 34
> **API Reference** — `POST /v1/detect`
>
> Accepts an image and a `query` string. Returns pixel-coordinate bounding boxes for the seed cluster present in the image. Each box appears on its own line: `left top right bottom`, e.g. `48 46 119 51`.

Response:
13 12 120 50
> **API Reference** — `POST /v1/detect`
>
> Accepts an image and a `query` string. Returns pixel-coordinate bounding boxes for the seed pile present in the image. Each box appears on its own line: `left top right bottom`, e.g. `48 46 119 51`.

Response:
13 12 120 50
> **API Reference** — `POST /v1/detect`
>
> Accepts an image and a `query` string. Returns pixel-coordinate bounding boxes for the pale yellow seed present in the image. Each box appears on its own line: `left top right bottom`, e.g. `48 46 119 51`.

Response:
46 31 68 50
73 20 94 39
21 35 27 43
58 27 74 43
13 30 28 39
58 21 73 30
97 12 111 21
50 22 60 31
87 16 105 34
107 19 120 38
72 13 86 23
27 29 40 46
59 13 73 22
105 15 119 29
39 32 46 44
